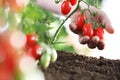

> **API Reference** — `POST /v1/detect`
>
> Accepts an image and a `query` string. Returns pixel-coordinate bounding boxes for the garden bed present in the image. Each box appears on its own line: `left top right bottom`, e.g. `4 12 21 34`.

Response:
41 51 120 80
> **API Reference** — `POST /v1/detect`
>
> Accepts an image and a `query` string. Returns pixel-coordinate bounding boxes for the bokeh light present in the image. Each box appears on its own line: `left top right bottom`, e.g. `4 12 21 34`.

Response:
10 31 26 49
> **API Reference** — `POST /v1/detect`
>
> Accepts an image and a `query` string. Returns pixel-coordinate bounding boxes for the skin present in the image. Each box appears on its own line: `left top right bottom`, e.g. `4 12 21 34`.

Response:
69 6 114 49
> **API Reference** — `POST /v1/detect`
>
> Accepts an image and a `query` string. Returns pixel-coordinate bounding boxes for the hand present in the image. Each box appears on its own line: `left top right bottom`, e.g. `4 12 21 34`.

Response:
69 6 114 50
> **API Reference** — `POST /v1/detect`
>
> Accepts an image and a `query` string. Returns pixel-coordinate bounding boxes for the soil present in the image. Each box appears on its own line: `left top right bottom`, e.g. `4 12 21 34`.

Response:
41 51 120 80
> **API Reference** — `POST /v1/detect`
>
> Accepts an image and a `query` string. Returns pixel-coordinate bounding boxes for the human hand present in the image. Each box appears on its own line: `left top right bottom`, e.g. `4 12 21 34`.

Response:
69 6 114 50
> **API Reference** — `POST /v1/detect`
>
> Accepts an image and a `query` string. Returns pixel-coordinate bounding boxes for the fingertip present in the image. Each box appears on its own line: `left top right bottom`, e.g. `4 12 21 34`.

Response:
105 26 114 34
87 36 99 49
97 40 105 50
79 36 90 44
69 23 80 34
110 27 115 34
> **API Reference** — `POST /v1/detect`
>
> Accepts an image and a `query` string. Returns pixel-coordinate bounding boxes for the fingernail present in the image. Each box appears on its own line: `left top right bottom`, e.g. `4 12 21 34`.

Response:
87 36 99 49
97 40 105 50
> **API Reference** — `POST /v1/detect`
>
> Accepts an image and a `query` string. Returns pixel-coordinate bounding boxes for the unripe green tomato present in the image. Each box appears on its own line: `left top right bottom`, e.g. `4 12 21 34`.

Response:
50 48 57 63
40 53 50 68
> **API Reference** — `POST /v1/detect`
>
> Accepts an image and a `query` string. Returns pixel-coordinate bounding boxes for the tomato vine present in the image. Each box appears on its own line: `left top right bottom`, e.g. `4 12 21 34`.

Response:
0 0 104 70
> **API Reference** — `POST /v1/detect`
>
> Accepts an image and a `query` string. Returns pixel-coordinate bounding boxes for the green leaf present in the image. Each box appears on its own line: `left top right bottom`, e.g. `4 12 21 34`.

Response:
86 0 103 8
54 43 75 53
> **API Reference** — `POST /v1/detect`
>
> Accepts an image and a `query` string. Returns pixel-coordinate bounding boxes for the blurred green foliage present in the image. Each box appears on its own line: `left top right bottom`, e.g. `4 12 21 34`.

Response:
21 1 75 53
86 0 103 8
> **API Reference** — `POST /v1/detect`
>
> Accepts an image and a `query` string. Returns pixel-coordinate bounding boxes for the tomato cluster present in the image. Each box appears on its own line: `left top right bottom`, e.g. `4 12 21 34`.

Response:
61 0 77 15
40 45 58 68
25 33 42 60
75 14 105 50
77 14 104 40
24 33 57 68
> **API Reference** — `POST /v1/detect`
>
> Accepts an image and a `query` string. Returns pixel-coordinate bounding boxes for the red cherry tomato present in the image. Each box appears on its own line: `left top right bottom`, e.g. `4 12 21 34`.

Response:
77 14 86 30
69 0 77 6
94 27 104 40
26 34 38 47
30 45 42 60
61 1 72 15
82 23 94 38
0 0 7 7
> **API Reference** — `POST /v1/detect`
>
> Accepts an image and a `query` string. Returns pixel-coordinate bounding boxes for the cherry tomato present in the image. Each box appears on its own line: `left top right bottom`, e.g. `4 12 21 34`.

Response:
40 52 51 68
77 14 86 30
50 47 57 62
29 45 42 60
94 27 104 40
82 23 94 38
61 1 72 15
26 33 38 47
69 0 77 6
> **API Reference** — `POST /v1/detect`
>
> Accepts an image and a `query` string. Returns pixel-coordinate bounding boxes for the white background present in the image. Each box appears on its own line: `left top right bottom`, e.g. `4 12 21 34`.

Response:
92 0 120 59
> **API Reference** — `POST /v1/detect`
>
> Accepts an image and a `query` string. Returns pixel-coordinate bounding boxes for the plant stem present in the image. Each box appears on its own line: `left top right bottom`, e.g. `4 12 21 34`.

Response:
81 0 92 15
51 1 80 44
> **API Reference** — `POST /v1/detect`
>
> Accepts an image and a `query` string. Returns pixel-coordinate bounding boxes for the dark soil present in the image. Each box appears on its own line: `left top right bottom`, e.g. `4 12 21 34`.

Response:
42 51 120 80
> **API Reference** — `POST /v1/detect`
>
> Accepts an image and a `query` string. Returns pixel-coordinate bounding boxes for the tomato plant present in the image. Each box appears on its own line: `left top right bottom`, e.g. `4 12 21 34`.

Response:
0 0 110 75
94 27 104 40
77 14 86 30
61 1 72 15
69 0 77 6
82 23 94 38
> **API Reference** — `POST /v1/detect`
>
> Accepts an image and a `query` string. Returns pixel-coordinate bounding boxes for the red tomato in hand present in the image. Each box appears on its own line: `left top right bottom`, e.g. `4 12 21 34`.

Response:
77 14 86 30
94 27 104 40
69 0 77 6
29 45 42 60
61 1 72 15
82 23 94 38
26 34 38 47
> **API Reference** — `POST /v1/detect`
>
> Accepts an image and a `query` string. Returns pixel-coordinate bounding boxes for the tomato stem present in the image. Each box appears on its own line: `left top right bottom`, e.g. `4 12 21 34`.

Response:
81 0 92 15
51 0 81 44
